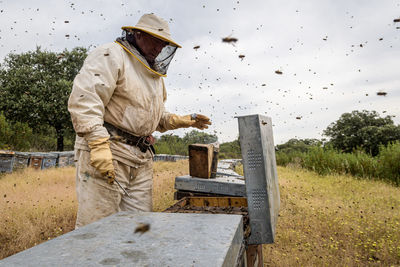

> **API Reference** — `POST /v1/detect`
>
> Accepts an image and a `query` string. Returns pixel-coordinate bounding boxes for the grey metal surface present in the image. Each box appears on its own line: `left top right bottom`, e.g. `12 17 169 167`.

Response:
50 151 74 167
218 159 241 170
153 154 188 162
0 211 244 267
40 153 58 169
175 174 246 197
237 114 280 244
13 152 29 170
0 152 14 173
67 153 75 166
57 155 69 167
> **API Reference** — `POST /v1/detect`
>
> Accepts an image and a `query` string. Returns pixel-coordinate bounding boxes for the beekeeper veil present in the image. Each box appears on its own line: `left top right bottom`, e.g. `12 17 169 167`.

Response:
117 14 181 77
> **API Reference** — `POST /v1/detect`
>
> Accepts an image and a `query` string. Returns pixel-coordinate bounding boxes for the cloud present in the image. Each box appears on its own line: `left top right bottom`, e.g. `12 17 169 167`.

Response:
1 0 399 144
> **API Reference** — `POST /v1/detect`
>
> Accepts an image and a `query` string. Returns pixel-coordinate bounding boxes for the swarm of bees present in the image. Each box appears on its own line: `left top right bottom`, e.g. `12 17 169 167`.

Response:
134 223 150 234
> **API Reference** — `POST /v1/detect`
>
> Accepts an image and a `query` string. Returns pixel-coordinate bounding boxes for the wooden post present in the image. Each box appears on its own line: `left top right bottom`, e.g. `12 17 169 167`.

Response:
246 244 263 267
189 144 214 178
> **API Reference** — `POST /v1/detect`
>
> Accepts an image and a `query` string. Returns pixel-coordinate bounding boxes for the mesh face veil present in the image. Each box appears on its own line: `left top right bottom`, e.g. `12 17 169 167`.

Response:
152 45 178 75
121 30 177 76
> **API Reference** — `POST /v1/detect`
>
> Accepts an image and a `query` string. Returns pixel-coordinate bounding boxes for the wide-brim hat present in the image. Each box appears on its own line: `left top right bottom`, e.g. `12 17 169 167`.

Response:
122 13 181 48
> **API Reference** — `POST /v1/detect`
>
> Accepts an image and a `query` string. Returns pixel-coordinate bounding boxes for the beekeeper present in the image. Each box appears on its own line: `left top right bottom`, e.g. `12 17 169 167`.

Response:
68 13 211 228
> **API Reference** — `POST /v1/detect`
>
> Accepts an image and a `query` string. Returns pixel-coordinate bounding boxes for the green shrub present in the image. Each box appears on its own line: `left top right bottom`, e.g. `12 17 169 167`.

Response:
0 113 33 151
276 143 400 186
344 149 378 178
302 146 343 175
0 113 75 152
0 113 12 150
276 151 304 167
377 142 400 186
219 138 241 159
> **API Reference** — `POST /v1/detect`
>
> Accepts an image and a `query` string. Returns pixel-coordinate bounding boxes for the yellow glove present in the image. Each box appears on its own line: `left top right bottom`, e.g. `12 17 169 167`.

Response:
87 137 115 184
168 114 212 130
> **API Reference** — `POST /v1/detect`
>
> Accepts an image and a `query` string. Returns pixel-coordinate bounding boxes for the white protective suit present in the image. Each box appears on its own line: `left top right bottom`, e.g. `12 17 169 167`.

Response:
68 16 182 228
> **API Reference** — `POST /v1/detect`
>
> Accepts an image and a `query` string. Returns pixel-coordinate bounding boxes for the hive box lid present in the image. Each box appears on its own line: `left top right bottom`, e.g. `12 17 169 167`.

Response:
0 211 244 267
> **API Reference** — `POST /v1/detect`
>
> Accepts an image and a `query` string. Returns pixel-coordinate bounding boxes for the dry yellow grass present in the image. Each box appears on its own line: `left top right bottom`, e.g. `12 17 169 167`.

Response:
1 162 399 266
0 160 185 260
243 166 399 266
0 167 77 259
152 160 188 212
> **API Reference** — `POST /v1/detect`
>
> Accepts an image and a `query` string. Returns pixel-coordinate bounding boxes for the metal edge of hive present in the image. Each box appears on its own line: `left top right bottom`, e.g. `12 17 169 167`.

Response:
238 114 280 244
175 176 246 197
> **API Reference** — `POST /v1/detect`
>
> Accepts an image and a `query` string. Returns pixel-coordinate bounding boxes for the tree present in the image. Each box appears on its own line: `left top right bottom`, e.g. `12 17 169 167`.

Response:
276 138 321 153
154 134 187 155
323 110 400 156
182 130 218 145
154 130 219 155
0 47 87 151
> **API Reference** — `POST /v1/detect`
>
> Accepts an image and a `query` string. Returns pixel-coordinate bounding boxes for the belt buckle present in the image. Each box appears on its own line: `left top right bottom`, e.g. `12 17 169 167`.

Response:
143 136 151 147
136 136 150 147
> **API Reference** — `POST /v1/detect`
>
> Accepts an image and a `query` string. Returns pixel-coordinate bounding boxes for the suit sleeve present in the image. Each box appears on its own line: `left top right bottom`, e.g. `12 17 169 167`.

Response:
68 45 121 142
156 79 176 133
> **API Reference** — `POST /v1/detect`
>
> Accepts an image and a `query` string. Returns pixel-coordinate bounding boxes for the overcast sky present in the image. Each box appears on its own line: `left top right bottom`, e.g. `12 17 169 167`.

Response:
1 0 399 144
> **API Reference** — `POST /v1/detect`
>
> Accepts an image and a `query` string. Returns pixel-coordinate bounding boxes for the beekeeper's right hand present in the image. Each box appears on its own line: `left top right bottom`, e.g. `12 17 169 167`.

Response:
87 137 115 184
167 113 211 130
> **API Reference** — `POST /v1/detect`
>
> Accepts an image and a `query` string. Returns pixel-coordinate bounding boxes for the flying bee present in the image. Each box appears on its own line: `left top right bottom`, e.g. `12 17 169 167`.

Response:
193 45 200 50
275 70 283 75
394 18 400 23
222 34 238 45
134 223 150 234
377 91 387 96
238 54 245 60
296 116 302 120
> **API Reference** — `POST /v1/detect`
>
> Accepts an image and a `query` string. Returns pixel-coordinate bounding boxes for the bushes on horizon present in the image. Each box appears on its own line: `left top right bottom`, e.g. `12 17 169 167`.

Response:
0 113 32 151
0 113 74 152
154 130 218 156
277 143 400 186
377 142 400 185
219 138 241 159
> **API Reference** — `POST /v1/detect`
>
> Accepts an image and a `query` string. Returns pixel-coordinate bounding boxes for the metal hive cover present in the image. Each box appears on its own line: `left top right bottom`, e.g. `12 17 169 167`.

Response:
0 212 244 267
175 174 246 197
237 114 280 244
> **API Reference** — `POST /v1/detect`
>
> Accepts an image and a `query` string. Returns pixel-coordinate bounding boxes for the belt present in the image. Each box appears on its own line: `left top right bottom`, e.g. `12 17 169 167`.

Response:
103 122 155 154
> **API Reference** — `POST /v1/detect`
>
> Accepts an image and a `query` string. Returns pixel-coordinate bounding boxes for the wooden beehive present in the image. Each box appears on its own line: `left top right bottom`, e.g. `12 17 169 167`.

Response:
189 144 214 178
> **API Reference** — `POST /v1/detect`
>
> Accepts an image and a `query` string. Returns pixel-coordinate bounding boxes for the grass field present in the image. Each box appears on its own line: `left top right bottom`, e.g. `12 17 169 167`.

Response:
1 161 399 266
